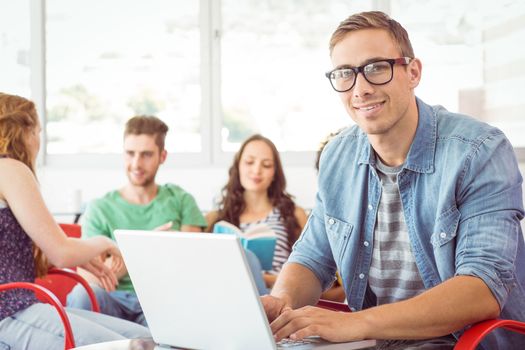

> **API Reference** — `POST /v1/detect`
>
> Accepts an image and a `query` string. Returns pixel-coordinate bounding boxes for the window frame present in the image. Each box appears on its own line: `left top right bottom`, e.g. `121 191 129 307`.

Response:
28 0 525 168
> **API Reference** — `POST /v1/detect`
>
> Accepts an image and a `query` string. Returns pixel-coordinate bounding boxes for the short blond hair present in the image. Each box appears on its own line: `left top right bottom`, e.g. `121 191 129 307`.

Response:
329 11 414 58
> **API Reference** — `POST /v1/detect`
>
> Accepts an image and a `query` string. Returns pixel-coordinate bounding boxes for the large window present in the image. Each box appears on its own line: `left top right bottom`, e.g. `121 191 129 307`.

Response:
1 0 523 164
392 0 525 148
220 0 372 152
0 0 30 97
46 0 200 154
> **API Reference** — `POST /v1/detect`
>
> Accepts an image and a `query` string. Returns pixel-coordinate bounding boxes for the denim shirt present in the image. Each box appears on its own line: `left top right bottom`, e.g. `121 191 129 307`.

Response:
288 98 525 349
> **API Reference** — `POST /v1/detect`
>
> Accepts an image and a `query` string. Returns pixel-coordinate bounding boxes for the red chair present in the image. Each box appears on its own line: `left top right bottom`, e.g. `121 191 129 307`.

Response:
454 319 525 350
0 223 102 349
316 299 525 350
35 223 100 312
0 282 76 350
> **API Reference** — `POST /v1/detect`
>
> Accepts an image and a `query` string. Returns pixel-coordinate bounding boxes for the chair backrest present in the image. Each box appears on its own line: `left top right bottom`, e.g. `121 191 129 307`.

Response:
0 282 76 350
35 223 82 305
57 223 82 238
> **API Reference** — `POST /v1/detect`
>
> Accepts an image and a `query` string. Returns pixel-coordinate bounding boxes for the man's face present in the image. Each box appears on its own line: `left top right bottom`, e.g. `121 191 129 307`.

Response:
123 134 166 187
330 29 421 138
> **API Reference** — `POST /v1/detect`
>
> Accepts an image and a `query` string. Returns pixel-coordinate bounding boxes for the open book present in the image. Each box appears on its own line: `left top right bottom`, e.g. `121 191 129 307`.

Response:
212 220 276 270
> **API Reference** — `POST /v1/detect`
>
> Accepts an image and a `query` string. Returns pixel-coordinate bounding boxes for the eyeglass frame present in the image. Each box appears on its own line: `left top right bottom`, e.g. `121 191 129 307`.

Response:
325 57 412 93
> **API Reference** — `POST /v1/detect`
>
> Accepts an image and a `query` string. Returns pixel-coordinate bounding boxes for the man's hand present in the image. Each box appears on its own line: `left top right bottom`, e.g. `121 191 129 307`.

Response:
270 305 366 343
263 273 278 289
102 242 126 276
261 295 292 323
79 254 119 292
154 221 173 231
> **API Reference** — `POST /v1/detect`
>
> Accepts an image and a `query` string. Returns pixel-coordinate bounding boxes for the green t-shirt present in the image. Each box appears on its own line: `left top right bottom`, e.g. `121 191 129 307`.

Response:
82 183 207 292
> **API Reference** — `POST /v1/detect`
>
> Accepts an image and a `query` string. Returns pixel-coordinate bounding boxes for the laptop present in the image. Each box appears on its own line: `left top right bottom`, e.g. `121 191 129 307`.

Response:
114 230 376 350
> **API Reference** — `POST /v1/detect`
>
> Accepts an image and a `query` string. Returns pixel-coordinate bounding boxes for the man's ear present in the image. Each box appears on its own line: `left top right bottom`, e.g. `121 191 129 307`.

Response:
407 58 422 89
160 149 167 164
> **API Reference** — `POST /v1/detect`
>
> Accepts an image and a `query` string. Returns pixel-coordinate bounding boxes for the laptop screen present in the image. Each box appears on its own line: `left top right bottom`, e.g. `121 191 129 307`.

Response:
114 230 376 350
114 230 276 349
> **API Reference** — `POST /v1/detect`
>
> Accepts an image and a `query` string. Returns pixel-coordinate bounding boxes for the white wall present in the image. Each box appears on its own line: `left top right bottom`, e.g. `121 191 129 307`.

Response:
39 164 319 217
41 162 525 228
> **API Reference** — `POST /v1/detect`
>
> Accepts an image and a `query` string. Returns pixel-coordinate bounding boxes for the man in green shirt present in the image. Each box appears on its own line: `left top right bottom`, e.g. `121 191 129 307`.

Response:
67 116 207 325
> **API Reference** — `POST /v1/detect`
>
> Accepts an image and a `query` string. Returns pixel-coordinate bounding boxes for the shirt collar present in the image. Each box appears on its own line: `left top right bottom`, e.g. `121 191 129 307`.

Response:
358 97 436 174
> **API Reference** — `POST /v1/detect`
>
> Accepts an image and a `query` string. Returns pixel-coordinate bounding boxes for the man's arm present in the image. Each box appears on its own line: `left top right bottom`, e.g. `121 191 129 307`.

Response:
262 263 323 322
178 188 207 232
271 274 499 342
180 224 203 232
272 263 323 308
359 275 499 339
153 221 202 232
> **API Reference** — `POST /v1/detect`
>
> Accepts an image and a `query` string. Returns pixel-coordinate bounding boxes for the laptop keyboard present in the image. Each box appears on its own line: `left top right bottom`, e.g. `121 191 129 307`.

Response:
277 338 316 348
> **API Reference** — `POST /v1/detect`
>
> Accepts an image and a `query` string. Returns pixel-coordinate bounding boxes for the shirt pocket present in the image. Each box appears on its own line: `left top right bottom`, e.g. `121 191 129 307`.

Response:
430 207 461 248
430 207 460 278
325 214 354 265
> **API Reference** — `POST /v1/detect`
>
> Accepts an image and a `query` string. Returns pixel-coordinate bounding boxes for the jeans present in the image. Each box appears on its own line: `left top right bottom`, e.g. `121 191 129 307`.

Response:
67 285 147 326
0 303 150 350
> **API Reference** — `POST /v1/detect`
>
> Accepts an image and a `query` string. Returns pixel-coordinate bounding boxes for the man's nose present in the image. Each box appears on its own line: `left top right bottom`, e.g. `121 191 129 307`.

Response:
131 155 142 168
353 73 374 98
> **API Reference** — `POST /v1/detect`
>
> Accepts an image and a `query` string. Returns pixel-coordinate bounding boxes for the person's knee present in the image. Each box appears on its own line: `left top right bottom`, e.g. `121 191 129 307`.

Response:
67 284 106 309
135 313 148 328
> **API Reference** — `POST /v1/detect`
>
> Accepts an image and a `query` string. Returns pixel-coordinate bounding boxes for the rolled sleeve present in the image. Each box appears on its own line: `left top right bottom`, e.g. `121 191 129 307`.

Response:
454 132 524 309
455 212 521 309
287 197 338 291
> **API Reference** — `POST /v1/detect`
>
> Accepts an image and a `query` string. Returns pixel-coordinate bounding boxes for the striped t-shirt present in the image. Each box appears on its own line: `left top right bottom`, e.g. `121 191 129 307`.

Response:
240 208 290 274
369 159 425 305
370 159 456 348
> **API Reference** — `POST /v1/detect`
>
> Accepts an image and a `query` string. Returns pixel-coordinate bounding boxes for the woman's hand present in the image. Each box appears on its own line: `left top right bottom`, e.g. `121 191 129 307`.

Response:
79 254 119 292
105 243 124 273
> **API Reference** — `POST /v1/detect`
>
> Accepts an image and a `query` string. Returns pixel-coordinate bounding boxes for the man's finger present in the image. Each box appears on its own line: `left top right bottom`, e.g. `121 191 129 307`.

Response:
154 221 173 231
272 310 311 342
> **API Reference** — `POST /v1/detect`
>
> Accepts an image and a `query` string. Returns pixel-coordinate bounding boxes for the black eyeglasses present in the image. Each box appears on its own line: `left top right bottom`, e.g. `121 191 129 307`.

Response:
325 57 412 92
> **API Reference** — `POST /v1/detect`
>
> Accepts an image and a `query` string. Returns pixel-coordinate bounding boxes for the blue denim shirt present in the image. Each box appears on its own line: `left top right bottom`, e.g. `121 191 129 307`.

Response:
288 98 525 349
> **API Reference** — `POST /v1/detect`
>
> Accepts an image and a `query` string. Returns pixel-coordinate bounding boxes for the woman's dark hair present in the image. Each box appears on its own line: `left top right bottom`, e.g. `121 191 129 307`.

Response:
211 134 301 248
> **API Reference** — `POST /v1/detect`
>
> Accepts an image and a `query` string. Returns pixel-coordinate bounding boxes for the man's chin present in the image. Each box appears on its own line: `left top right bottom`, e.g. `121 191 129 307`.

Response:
127 177 153 187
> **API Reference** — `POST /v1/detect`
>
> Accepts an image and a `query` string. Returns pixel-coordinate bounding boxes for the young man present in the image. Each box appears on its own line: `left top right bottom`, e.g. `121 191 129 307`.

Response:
67 116 207 325
264 11 525 349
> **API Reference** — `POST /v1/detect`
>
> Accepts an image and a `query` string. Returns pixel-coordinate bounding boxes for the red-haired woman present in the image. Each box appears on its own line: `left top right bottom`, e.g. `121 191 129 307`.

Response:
0 93 149 349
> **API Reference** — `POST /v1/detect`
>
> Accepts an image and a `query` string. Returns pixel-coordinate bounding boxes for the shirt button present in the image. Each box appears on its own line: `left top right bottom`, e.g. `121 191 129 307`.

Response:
328 218 335 225
363 241 369 247
359 273 365 279
367 204 373 211
440 232 447 238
